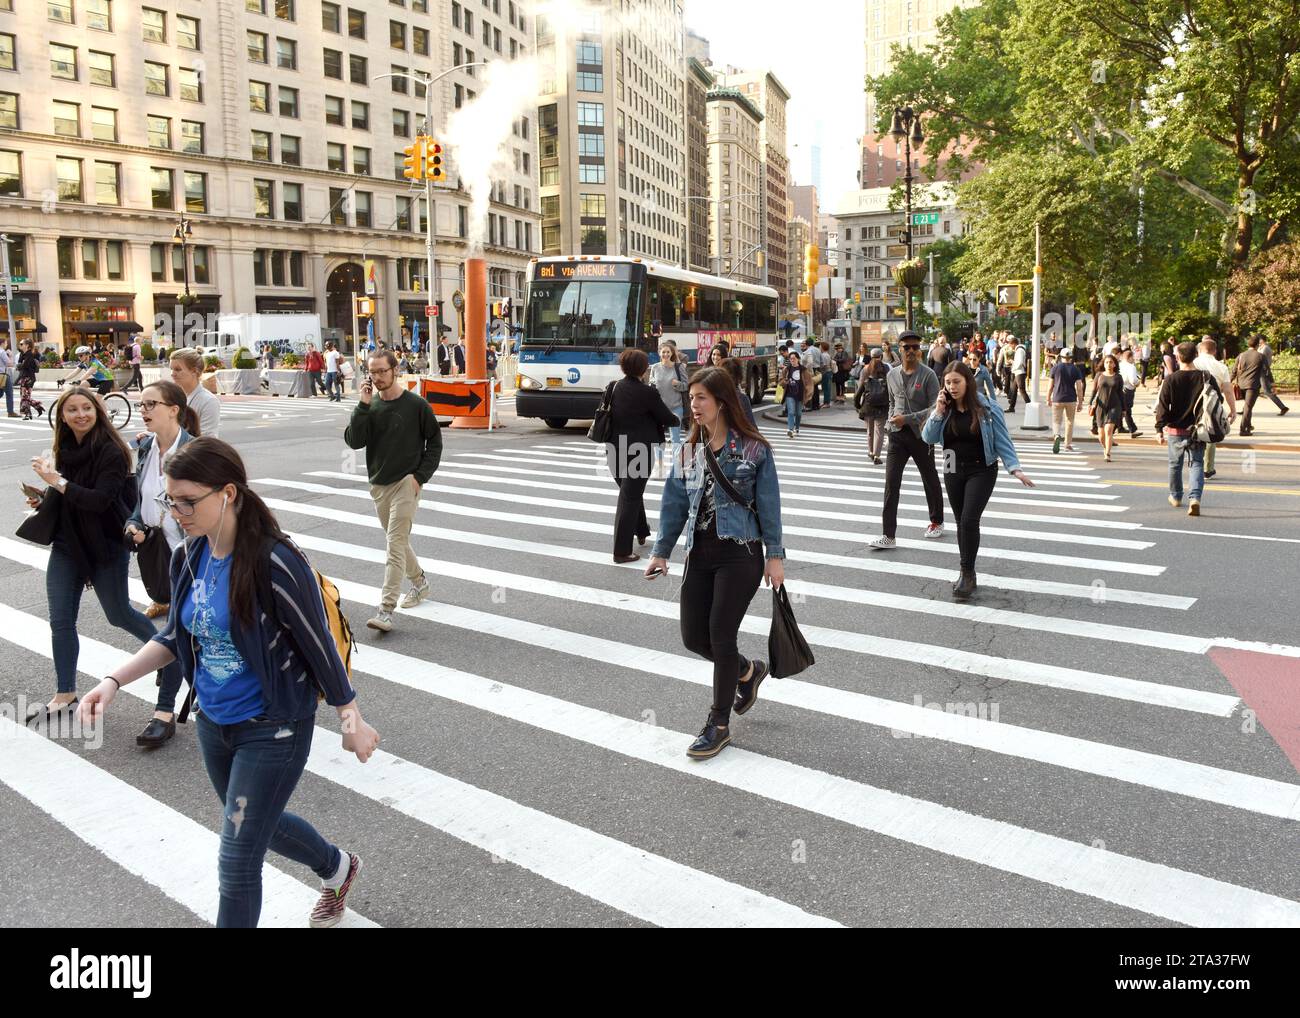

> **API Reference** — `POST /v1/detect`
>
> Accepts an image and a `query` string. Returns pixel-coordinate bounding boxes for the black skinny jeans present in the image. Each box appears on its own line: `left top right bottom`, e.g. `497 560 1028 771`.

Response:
680 527 764 726
882 428 945 538
943 464 998 572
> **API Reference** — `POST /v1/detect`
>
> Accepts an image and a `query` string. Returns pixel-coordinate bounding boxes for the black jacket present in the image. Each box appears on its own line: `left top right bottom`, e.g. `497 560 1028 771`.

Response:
609 376 678 452
1155 368 1218 432
52 435 133 577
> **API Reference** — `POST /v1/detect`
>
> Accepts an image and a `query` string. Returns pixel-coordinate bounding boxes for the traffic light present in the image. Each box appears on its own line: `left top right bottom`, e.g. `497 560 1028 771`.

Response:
426 139 445 182
402 138 425 180
804 244 819 293
996 281 1028 310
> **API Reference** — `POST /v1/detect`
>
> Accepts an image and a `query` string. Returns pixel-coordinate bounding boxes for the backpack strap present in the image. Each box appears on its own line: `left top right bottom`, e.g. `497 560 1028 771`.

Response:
702 441 761 538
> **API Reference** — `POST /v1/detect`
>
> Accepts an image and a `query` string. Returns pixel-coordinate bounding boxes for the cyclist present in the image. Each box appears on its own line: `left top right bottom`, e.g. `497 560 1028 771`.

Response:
66 345 115 397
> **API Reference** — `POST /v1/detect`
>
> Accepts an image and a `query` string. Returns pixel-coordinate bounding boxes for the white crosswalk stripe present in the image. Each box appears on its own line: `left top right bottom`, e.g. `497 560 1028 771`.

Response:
4 418 1298 928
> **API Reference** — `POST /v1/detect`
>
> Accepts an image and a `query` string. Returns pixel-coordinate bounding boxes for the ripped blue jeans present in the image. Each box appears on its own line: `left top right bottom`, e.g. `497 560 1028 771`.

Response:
196 712 341 928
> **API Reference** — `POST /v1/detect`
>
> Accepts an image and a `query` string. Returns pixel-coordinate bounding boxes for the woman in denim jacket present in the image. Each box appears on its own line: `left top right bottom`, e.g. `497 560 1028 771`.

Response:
922 361 1035 600
646 368 786 760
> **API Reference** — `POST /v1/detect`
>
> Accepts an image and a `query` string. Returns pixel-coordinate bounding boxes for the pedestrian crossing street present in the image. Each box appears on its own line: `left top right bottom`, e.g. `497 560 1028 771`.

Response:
2 419 1299 928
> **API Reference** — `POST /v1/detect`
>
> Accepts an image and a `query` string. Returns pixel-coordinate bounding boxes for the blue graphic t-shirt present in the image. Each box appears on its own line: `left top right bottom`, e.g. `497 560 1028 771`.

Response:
181 545 265 724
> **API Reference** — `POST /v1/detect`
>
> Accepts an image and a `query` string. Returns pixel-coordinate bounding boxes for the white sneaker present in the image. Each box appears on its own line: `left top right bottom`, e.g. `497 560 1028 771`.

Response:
400 576 430 609
924 523 945 539
366 610 394 632
868 535 897 550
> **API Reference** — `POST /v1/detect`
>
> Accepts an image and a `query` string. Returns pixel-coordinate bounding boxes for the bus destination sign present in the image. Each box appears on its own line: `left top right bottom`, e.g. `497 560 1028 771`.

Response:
533 261 636 281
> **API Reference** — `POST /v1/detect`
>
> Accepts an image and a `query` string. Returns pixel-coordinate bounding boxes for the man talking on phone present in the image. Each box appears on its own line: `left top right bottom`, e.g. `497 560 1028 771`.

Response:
343 350 443 632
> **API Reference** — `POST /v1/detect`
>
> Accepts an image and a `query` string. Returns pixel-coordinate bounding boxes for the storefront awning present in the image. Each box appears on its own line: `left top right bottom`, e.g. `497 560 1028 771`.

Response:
67 320 144 334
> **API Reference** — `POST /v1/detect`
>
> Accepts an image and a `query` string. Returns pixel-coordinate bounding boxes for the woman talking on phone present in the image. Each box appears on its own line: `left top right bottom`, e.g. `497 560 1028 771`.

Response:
645 368 786 760
922 361 1034 599
80 437 379 928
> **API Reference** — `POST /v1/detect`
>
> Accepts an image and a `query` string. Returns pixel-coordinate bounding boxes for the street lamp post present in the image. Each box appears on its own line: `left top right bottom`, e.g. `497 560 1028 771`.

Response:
172 213 194 301
890 106 924 330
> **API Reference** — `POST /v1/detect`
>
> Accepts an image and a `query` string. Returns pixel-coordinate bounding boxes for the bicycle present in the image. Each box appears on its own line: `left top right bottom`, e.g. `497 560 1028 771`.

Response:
47 375 132 430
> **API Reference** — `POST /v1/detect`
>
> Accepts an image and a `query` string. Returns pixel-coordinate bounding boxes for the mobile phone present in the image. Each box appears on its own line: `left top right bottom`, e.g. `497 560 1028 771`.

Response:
20 481 43 499
645 566 666 578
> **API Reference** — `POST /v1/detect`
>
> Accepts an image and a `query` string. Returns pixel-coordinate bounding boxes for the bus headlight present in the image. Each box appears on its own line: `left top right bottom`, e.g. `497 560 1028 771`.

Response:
517 373 543 390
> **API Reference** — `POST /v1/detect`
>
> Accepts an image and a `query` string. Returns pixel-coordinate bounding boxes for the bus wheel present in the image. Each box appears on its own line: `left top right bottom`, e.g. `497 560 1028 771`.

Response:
748 371 764 407
543 417 569 429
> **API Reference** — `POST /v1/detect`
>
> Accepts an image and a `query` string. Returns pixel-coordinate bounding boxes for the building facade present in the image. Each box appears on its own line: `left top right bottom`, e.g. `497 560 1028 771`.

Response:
786 213 809 309
684 55 713 273
0 0 539 353
706 87 762 284
536 0 687 266
713 67 789 306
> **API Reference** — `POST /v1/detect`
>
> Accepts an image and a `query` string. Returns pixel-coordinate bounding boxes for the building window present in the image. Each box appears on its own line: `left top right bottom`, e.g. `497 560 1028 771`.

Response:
577 72 602 91
57 237 76 278
276 38 297 70
51 43 78 80
274 0 294 22
540 195 559 219
327 142 346 171
88 50 114 86
280 134 300 165
353 147 370 175
249 80 269 112
279 86 299 118
347 8 365 38
458 205 467 238
252 248 267 286
184 172 206 212
180 120 204 153
142 9 166 44
252 130 273 161
247 0 265 12
580 193 606 220
52 100 79 137
389 20 406 49
192 246 210 284
248 32 268 62
86 0 112 31
392 108 409 136
351 100 369 130
0 92 15 130
413 27 429 56
147 115 171 148
0 34 13 73
253 180 273 218
0 149 21 197
177 15 200 49
324 48 342 78
328 187 348 225
82 240 100 279
103 239 123 280
91 106 117 142
322 2 340 32
94 160 120 205
283 182 302 221
144 62 171 97
391 65 408 93
350 53 367 82
577 133 605 157
540 165 559 187
354 191 371 226
151 167 174 210
577 101 603 126
325 95 343 125
578 163 605 183
580 225 606 254
395 195 412 231
576 41 602 64
151 243 167 282
179 67 201 102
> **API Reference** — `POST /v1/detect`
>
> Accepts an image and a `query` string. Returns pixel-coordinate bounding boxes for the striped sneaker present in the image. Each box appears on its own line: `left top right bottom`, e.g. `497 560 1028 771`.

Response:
309 852 362 928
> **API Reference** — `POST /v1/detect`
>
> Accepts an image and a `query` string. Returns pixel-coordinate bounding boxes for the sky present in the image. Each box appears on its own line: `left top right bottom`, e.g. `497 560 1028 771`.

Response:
683 0 867 208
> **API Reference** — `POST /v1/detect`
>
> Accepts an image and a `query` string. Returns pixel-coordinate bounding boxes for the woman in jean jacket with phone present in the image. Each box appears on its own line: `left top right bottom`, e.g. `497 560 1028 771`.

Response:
645 368 785 761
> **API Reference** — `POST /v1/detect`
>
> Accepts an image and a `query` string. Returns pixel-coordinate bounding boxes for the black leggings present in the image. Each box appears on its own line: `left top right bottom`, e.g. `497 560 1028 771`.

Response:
680 528 764 726
943 464 998 572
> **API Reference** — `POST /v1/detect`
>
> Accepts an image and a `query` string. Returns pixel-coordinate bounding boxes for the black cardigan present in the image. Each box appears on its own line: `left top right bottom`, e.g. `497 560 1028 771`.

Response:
52 436 133 577
609 375 678 451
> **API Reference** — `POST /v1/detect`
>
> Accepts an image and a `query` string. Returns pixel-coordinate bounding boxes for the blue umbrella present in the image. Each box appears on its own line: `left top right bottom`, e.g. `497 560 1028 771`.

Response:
366 318 375 350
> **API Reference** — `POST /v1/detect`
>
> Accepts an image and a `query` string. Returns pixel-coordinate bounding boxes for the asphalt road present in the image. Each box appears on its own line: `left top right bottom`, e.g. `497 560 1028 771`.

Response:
1 389 1297 928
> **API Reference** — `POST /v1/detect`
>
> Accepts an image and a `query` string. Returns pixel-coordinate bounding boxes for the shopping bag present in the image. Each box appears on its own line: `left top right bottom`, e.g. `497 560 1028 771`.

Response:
768 584 814 678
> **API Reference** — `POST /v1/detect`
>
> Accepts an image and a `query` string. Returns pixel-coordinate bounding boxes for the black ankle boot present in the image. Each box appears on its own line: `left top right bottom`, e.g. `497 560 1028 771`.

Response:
953 570 977 599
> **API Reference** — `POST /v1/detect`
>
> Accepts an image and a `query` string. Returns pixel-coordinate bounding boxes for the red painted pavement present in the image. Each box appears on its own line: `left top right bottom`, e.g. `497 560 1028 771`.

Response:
1208 647 1300 775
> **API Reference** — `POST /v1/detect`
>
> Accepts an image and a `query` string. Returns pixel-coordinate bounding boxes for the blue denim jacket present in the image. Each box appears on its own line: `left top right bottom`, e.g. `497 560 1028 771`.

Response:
921 393 1023 473
651 430 785 560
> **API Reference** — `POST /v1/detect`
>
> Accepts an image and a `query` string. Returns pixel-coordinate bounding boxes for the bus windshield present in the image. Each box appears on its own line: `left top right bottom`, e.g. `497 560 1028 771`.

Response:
525 279 642 347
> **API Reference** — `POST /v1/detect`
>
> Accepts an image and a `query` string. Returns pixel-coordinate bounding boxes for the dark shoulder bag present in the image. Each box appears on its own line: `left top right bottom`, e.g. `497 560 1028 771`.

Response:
702 443 813 680
586 379 618 443
16 488 61 546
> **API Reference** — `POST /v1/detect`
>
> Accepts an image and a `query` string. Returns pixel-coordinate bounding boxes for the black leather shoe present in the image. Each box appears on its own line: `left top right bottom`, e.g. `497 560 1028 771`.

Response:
686 723 731 759
26 698 78 726
612 553 640 564
733 660 769 716
952 571 977 599
136 717 176 747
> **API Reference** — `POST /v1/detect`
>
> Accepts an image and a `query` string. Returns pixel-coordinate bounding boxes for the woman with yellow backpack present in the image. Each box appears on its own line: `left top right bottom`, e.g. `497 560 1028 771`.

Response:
79 436 379 928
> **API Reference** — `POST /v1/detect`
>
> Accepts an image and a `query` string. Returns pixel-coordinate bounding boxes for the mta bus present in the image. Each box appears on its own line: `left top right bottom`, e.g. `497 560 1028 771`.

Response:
515 255 779 428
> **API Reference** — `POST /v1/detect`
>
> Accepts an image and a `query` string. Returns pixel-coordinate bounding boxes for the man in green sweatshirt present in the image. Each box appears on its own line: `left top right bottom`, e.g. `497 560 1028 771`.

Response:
343 350 443 632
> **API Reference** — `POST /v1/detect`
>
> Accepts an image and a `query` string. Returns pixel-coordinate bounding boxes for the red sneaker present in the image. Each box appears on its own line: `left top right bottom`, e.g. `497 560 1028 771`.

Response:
309 852 362 928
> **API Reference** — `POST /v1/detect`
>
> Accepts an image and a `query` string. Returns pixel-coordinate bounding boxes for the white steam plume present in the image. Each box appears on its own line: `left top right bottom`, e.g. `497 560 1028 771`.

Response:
442 58 541 255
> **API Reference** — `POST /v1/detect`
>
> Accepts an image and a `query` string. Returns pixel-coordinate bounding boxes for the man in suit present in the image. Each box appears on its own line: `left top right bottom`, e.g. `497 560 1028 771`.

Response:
1259 339 1292 417
1232 335 1267 435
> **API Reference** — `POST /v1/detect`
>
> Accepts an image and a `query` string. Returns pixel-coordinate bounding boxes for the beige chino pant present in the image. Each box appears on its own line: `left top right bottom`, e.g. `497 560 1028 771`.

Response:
370 476 423 611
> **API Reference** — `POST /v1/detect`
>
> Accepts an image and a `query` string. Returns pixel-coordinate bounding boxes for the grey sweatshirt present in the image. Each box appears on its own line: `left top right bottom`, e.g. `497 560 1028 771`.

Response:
886 364 940 437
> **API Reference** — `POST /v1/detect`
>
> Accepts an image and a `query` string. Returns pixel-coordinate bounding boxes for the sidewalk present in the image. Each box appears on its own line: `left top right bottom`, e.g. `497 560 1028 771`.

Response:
762 389 1300 452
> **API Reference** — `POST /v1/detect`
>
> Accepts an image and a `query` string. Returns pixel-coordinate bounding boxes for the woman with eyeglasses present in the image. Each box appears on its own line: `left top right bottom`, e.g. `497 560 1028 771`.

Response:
121 380 201 747
80 437 380 928
23 387 173 728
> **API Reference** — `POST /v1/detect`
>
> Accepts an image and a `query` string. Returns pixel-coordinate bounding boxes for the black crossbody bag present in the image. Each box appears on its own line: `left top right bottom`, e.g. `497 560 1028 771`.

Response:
701 443 814 679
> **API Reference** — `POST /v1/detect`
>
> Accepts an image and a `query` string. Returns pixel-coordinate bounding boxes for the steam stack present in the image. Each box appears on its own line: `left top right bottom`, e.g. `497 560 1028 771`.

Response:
452 256 490 430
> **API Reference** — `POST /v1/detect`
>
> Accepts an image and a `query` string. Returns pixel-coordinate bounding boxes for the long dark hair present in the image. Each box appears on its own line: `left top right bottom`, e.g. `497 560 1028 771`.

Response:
163 437 285 629
942 361 982 434
51 386 134 469
142 379 201 437
683 367 770 453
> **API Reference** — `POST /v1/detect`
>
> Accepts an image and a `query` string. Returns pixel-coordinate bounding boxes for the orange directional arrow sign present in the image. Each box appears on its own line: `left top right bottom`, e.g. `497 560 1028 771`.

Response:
420 379 488 417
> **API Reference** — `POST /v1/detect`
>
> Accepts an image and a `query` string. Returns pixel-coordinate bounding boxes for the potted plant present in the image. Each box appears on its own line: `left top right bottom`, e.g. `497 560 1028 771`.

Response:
893 257 927 290
280 351 301 368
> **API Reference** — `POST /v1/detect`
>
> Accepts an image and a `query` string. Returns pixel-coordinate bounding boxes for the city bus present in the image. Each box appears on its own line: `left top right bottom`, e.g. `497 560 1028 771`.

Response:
515 255 779 428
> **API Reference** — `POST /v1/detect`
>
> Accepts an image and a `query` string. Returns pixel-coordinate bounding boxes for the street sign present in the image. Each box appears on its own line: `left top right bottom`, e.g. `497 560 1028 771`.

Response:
425 305 438 316
912 212 940 226
419 378 489 418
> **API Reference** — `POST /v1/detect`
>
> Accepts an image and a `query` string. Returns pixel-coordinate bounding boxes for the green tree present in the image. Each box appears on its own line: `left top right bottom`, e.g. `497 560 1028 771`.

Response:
1225 240 1300 346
